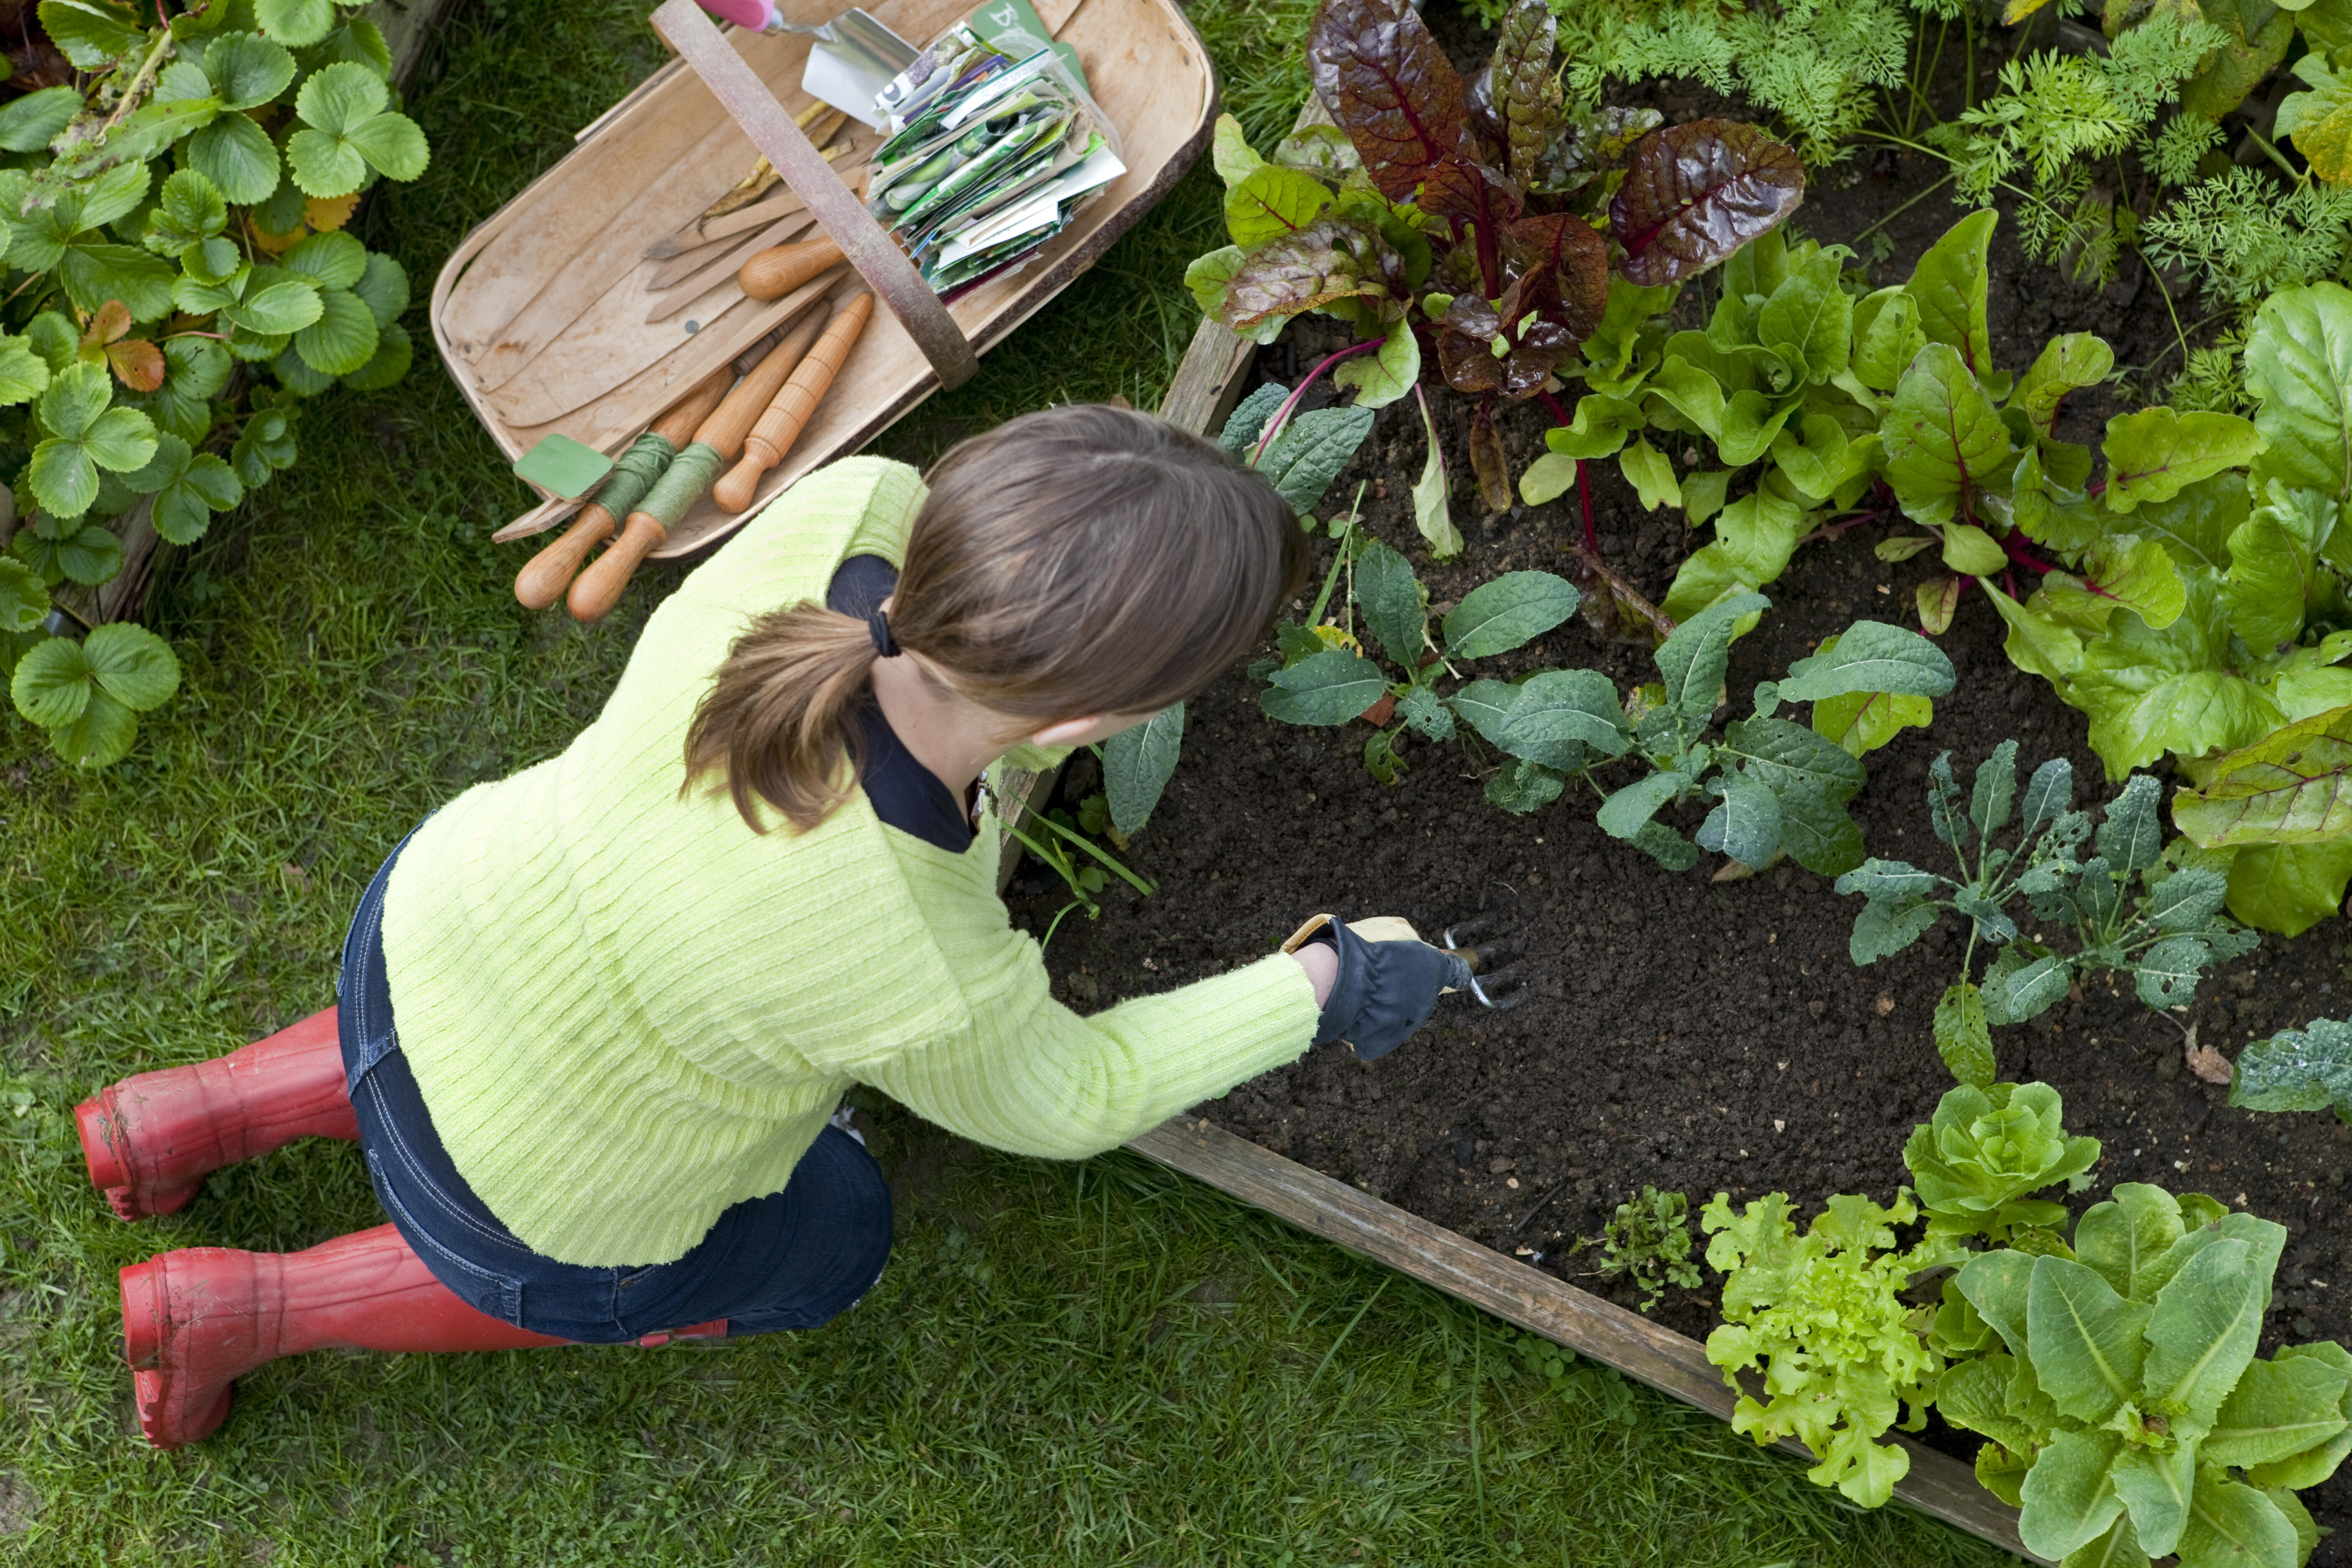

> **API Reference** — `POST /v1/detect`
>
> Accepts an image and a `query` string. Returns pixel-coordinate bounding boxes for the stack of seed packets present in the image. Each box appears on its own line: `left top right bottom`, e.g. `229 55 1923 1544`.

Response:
866 18 1125 298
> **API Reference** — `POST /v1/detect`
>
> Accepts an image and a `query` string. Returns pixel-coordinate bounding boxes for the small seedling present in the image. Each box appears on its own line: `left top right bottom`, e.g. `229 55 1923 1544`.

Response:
1575 1185 1702 1312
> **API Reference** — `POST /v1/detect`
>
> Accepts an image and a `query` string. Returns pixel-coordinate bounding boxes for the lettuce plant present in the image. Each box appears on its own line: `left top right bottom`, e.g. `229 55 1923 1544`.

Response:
1903 1081 2099 1249
1837 741 2257 1086
1699 1188 1944 1509
1187 0 1800 550
0 0 428 765
1941 1185 2347 1568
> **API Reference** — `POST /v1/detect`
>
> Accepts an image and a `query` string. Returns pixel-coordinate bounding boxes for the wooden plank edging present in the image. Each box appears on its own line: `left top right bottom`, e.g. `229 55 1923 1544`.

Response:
1127 1118 2040 1563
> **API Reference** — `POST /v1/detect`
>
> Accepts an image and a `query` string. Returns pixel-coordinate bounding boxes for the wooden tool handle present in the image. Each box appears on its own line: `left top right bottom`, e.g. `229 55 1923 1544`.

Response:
691 309 829 459
651 365 735 444
739 237 846 301
714 293 873 512
516 504 618 609
567 513 666 622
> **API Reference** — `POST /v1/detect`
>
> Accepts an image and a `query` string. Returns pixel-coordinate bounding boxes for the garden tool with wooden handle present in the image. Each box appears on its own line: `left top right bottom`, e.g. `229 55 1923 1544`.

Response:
713 291 871 511
565 308 832 622
511 368 733 609
1280 914 1519 1061
739 235 849 301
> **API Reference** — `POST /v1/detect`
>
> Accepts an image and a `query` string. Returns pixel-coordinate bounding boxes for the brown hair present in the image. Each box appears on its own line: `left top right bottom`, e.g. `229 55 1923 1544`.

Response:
682 402 1308 833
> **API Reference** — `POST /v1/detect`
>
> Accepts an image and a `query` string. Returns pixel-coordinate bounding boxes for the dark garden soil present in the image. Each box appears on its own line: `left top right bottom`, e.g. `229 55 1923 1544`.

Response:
1001 16 2352 1551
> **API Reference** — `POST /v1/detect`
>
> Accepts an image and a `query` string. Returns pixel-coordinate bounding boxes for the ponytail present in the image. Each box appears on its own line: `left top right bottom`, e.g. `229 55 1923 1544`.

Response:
684 403 1306 834
681 603 882 833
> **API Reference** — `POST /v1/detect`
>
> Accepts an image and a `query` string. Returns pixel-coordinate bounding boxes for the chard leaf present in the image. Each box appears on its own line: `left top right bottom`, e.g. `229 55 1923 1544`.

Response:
1103 704 1183 836
1658 476 1805 624
1222 218 1402 333
1492 0 1560 188
1779 619 1956 700
1935 980 1997 1086
1223 164 1336 248
2013 332 2115 441
1754 246 1852 387
1904 209 1997 381
1983 579 2085 691
1502 211 1609 341
1260 646 1389 725
2245 281 2352 502
2225 839 2352 936
1411 389 1461 558
2222 501 2318 653
1211 113 1264 184
1353 539 1425 668
1496 668 1629 765
1608 119 1804 287
1880 343 2010 526
2101 408 2264 513
2133 472 2249 573
1443 570 1578 657
1697 771 1780 866
1328 312 1420 408
1941 521 2008 575
2175 705 2352 847
1306 0 1465 202
1851 288 1924 394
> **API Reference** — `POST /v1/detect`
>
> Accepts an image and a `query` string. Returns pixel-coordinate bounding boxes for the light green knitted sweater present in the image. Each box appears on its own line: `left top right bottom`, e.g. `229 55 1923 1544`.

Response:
379 456 1319 1266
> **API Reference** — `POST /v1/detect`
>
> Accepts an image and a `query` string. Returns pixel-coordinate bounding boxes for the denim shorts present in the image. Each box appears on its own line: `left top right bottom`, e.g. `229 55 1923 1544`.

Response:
335 826 893 1343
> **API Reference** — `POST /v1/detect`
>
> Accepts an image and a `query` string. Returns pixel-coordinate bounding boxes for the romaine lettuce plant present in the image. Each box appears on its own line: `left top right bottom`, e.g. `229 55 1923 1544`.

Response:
1903 1081 2099 1250
1 0 428 766
1187 0 1801 558
1941 1185 2346 1568
1836 741 2258 1086
1699 1188 1944 1509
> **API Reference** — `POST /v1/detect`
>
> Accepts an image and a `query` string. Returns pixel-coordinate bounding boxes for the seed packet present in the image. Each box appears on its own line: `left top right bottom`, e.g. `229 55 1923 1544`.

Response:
863 13 1125 296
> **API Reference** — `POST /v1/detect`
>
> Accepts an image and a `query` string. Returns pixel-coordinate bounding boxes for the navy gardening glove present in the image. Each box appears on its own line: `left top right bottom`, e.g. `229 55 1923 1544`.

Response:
1292 916 1474 1061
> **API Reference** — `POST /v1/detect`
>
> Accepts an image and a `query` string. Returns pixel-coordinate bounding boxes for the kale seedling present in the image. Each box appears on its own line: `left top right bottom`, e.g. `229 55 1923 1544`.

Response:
1573 1185 1702 1312
1835 741 2257 1086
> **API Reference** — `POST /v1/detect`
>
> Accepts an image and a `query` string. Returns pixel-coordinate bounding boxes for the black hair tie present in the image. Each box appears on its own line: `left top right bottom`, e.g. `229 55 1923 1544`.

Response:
865 607 900 658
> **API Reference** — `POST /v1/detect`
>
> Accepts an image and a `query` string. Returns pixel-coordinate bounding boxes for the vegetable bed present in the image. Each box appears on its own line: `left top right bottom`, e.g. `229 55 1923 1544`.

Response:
1011 81 2352 1564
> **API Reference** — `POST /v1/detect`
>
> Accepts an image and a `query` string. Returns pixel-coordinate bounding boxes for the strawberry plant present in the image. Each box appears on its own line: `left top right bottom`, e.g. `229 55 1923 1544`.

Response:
1836 741 2257 1086
0 0 429 766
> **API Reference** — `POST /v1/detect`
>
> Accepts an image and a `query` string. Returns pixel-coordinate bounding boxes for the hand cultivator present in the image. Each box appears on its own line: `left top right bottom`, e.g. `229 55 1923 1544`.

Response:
1439 920 1523 1012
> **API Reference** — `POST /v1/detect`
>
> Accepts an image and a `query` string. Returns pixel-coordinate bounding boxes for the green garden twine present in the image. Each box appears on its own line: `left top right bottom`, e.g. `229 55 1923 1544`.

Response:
632 440 727 529
590 431 678 519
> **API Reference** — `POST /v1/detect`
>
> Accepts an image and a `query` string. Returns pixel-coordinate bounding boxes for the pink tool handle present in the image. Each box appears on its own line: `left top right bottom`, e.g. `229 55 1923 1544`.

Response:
692 0 780 31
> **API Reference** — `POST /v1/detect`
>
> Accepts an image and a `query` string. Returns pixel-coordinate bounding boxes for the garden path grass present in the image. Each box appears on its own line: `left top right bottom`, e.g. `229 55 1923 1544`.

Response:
1 0 2014 1559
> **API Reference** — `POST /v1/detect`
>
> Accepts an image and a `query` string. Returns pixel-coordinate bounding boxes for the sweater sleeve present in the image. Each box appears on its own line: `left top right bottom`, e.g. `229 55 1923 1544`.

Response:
854 892 1320 1158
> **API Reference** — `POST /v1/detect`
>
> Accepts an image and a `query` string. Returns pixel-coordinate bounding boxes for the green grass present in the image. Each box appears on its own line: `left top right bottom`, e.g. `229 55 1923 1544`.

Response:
0 0 2014 1560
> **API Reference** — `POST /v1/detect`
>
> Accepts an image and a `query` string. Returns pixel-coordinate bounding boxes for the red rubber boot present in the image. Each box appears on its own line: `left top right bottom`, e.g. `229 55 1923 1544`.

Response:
77 1007 361 1220
121 1225 731 1449
121 1224 569 1448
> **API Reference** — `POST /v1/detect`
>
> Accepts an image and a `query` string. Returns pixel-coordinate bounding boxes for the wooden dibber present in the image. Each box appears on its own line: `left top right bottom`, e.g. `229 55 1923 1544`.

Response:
740 237 847 301
511 367 731 609
565 308 831 622
714 292 873 512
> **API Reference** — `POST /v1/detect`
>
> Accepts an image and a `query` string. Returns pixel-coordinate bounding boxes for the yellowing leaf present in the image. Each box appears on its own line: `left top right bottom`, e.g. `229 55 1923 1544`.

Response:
1918 575 1964 634
1311 622 1364 655
2279 53 2352 187
303 192 361 232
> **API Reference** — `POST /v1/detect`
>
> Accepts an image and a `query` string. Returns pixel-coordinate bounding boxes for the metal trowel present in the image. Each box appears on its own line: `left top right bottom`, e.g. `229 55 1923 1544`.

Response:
689 0 920 128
